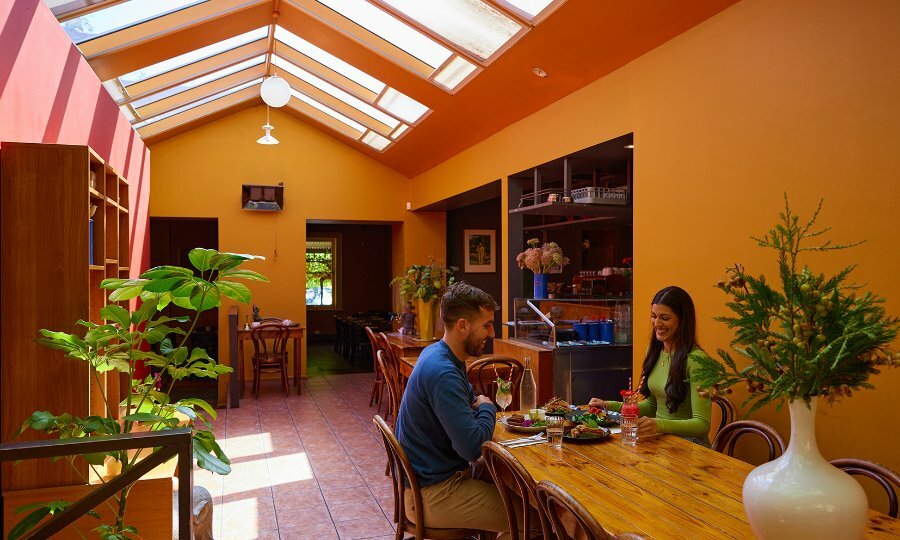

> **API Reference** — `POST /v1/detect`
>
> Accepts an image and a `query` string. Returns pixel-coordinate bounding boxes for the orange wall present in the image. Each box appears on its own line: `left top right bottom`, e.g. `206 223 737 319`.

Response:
149 105 445 401
411 0 900 482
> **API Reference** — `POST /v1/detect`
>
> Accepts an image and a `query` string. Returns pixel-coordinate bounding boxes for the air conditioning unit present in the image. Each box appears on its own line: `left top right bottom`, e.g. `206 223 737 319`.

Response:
242 182 284 211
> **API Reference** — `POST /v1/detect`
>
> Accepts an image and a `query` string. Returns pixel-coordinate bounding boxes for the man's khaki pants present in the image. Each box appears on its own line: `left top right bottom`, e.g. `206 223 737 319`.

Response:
404 469 509 533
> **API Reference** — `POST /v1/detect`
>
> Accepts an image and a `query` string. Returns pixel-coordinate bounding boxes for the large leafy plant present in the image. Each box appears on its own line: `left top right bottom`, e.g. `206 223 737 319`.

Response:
391 257 457 303
694 197 898 413
10 248 267 539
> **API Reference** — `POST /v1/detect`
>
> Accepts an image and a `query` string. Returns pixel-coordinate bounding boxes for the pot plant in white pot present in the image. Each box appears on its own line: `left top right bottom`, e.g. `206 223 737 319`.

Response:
9 248 267 539
694 197 898 540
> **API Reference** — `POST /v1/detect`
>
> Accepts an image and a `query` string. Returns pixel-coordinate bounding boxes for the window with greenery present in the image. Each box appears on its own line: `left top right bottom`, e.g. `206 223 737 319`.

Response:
306 237 340 308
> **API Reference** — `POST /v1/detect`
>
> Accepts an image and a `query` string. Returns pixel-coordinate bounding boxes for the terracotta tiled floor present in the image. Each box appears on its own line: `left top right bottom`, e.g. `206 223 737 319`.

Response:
194 373 396 540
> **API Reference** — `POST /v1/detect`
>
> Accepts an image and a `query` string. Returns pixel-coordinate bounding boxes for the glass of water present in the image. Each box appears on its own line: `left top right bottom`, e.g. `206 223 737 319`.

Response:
546 416 564 449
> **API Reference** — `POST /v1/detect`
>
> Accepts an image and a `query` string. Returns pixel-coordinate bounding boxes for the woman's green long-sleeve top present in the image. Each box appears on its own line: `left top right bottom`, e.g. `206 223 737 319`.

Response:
606 348 712 439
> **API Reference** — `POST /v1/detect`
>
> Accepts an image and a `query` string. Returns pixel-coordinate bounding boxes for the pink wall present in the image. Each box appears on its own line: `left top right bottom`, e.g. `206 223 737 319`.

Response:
0 0 150 275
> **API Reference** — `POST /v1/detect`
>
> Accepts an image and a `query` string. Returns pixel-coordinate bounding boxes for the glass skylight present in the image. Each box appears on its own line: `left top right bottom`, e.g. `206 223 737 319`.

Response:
433 56 478 91
381 0 522 61
317 0 452 69
61 0 205 44
376 88 427 124
130 56 265 108
274 56 400 129
497 0 555 19
362 131 391 151
274 26 385 95
390 124 409 139
118 27 267 87
133 77 260 129
291 89 367 133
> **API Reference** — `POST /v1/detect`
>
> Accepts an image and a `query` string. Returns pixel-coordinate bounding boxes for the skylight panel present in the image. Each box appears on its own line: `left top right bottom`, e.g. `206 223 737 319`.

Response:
376 88 427 124
274 56 400 129
274 26 384 95
291 89 368 133
362 131 391 151
118 27 268 87
433 56 477 91
134 78 260 129
130 56 265 108
102 79 125 102
496 0 555 19
381 0 522 61
390 124 409 139
317 0 452 69
61 0 205 44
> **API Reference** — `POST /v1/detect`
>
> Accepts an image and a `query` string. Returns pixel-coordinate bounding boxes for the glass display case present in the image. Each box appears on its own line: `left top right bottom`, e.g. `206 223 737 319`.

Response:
513 297 632 348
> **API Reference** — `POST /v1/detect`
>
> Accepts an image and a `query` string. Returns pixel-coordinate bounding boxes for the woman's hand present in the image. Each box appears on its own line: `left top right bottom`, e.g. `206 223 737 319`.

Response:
588 397 607 408
636 416 659 436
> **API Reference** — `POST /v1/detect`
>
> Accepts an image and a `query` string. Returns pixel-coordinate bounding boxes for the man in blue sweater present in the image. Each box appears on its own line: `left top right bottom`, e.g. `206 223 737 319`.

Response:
395 282 508 535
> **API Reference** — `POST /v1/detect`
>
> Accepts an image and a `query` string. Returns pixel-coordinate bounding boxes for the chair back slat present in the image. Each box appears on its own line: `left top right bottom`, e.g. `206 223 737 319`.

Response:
535 480 614 540
482 441 549 539
830 458 900 518
373 415 426 539
466 357 524 410
711 420 785 463
711 395 738 436
377 350 401 427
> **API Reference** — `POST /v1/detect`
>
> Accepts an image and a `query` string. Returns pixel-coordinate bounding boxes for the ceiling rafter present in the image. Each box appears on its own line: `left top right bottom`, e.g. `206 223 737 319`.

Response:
133 68 265 122
480 0 533 29
263 0 281 77
52 0 126 22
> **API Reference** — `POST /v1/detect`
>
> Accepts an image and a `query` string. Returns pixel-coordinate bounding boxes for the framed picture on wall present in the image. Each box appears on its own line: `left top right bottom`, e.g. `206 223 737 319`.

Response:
464 229 496 273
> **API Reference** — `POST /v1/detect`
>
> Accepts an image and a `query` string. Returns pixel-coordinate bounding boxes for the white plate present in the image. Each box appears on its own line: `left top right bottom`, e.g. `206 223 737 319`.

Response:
499 417 547 433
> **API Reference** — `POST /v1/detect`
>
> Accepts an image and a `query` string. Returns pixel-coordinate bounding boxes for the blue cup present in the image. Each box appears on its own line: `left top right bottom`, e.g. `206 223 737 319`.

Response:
599 320 614 343
573 323 589 341
587 322 601 341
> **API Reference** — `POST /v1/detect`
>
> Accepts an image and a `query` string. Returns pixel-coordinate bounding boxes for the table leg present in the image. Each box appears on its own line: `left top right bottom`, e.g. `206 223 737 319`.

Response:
294 337 301 395
239 339 246 399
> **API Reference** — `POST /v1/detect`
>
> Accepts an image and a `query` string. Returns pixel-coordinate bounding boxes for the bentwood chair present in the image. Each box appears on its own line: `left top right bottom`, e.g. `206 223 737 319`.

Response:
249 322 290 398
830 458 899 517
376 350 402 427
365 326 387 412
466 357 524 411
373 415 488 540
711 395 738 436
534 480 647 540
481 441 549 539
711 420 786 463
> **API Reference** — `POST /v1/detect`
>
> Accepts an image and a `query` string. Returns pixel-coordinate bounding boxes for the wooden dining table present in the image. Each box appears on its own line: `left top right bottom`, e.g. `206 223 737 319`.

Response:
237 324 304 398
383 332 438 362
492 417 899 539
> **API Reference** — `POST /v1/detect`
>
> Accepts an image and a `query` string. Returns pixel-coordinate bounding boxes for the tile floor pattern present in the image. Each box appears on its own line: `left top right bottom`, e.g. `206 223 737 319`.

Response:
194 373 397 540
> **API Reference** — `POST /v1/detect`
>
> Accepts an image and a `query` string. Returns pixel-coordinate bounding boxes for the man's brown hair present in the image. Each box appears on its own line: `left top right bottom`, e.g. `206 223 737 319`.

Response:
440 281 498 326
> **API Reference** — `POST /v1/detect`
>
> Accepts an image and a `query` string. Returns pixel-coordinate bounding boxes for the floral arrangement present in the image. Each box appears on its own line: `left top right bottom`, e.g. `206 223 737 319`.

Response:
621 257 633 279
694 197 899 412
390 257 457 303
516 238 570 274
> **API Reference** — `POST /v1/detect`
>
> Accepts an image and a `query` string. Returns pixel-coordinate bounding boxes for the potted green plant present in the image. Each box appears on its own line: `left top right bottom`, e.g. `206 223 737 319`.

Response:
390 257 456 340
694 197 898 540
9 248 267 539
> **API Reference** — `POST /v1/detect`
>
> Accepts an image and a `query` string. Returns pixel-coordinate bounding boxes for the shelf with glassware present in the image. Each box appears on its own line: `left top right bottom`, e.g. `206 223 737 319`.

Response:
511 298 632 348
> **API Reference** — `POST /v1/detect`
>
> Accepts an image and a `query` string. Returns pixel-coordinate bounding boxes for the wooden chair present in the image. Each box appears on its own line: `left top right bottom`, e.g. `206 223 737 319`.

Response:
481 441 549 539
379 331 407 393
711 395 738 436
365 326 387 412
830 459 899 518
466 357 524 411
249 322 290 398
711 420 786 463
373 415 487 540
377 350 402 427
535 480 647 540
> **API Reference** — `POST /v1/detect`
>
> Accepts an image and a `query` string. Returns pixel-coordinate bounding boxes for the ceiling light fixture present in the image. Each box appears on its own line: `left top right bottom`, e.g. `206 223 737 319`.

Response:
257 105 279 145
624 144 634 149
532 67 548 78
260 74 290 107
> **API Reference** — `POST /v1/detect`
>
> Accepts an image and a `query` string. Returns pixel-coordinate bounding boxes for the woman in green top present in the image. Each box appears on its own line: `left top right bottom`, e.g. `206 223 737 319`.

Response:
590 286 712 445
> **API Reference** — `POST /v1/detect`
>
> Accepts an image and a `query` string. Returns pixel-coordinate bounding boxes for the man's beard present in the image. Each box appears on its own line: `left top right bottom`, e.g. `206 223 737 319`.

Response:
464 333 487 357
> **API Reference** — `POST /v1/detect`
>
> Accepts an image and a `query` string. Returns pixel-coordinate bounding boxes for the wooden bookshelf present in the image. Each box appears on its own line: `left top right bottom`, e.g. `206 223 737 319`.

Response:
0 142 130 491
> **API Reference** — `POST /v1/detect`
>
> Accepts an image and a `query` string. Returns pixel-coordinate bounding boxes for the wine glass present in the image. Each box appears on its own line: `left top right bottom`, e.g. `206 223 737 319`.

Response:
495 379 513 415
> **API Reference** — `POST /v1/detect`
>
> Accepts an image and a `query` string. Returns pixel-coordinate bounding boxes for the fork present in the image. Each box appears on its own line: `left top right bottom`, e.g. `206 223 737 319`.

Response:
500 433 545 447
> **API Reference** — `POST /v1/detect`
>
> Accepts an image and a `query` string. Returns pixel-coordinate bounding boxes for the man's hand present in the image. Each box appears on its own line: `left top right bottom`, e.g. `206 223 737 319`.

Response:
472 395 493 409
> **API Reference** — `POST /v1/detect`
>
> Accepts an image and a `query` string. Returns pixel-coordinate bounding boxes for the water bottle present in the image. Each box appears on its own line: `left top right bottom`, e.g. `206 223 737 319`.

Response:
520 356 537 412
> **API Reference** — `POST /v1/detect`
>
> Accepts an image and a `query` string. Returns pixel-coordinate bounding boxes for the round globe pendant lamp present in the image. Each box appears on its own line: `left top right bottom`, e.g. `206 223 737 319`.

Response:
260 74 290 107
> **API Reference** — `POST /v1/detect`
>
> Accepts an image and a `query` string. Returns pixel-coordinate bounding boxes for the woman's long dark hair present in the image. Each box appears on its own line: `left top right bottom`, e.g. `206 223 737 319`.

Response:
639 286 699 413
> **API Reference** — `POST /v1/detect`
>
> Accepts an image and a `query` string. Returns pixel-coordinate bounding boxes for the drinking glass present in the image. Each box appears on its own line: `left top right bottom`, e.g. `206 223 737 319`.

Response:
546 416 564 449
495 382 513 414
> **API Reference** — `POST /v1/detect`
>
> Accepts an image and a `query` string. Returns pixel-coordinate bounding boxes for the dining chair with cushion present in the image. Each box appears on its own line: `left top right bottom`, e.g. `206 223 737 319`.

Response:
481 441 549 539
534 480 647 540
373 415 488 540
711 420 786 463
249 322 290 398
830 458 899 517
365 326 387 412
711 395 738 436
466 357 524 411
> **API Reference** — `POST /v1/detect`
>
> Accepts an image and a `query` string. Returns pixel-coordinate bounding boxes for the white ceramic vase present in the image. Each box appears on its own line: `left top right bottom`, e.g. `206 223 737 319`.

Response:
742 398 868 539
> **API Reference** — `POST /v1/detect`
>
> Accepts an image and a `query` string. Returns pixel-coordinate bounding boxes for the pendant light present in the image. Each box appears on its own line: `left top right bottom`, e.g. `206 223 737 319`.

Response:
257 105 279 145
260 74 290 107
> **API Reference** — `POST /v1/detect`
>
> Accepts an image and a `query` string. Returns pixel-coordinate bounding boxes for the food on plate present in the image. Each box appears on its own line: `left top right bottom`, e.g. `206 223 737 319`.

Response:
570 425 608 438
505 414 546 428
543 396 570 415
